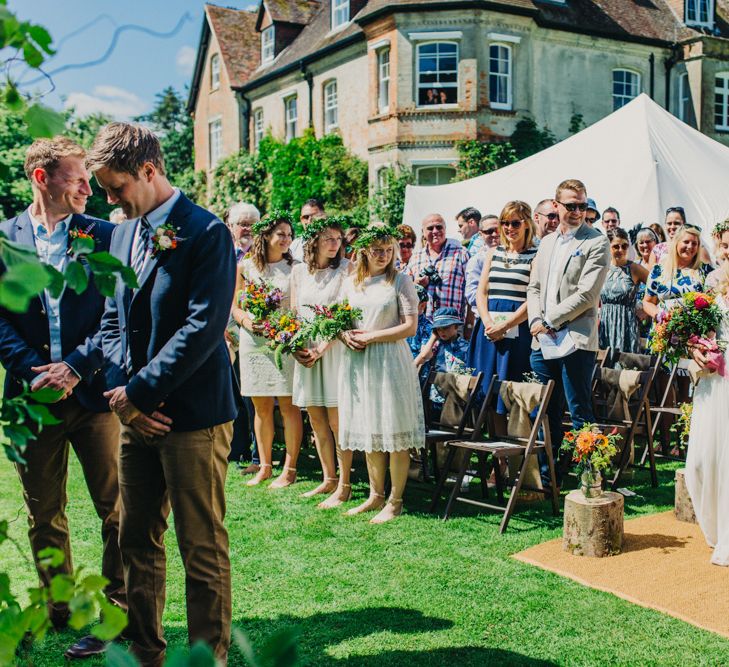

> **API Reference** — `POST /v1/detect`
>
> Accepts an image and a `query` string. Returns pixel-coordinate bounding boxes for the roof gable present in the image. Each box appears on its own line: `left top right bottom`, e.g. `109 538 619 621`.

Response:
255 0 322 30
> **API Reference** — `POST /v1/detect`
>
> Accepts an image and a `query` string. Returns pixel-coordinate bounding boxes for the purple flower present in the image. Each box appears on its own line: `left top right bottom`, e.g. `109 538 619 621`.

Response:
670 334 680 345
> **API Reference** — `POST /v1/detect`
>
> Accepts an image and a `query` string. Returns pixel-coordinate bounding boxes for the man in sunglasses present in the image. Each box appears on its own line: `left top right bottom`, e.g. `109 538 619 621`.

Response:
464 215 499 311
289 197 325 261
526 179 610 489
533 200 559 241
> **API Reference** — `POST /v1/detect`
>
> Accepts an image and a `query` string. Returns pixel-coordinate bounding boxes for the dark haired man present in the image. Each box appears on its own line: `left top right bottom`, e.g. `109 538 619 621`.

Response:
456 206 483 254
290 198 325 261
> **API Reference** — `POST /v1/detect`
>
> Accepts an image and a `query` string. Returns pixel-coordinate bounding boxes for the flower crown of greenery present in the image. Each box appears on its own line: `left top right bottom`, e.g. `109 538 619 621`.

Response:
300 215 345 242
713 219 729 237
252 209 294 236
352 225 403 250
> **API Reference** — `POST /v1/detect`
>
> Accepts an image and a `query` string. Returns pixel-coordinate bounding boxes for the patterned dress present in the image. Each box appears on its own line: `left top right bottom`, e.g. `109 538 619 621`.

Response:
599 262 641 353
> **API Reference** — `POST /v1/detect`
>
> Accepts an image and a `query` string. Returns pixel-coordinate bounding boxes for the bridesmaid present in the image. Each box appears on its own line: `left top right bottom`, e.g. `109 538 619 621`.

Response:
338 225 425 524
290 217 353 508
231 212 303 488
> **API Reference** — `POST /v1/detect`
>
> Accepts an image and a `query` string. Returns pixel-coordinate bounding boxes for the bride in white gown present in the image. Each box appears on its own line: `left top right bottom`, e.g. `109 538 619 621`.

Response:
685 253 729 566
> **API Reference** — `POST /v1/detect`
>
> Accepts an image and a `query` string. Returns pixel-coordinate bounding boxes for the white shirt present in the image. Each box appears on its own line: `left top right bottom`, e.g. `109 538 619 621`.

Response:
132 188 181 275
545 227 577 326
289 237 304 262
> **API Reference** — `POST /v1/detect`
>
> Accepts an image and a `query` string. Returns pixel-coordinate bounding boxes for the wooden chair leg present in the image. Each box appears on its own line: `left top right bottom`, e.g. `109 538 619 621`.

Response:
429 441 439 482
544 445 560 516
478 453 490 499
429 445 457 513
442 449 470 521
420 446 430 483
493 455 506 505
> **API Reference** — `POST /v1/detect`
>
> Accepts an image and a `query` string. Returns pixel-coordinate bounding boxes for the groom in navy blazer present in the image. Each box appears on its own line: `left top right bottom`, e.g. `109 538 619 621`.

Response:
0 137 125 659
89 123 236 667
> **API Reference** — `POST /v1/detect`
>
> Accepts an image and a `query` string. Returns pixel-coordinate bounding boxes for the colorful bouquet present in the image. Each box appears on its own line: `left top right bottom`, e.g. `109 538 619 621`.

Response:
238 279 283 323
302 300 362 342
262 311 306 370
648 291 726 366
687 334 726 377
561 424 622 495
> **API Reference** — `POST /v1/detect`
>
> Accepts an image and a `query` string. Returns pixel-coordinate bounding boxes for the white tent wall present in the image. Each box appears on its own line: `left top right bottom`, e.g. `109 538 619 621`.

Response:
402 95 729 247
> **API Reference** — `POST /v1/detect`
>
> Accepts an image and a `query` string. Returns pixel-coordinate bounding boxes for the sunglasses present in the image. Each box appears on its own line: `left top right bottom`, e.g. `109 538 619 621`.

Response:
611 243 629 250
481 228 500 236
501 219 523 229
666 206 685 216
399 242 414 249
425 225 444 232
682 223 702 231
584 217 597 224
537 212 559 221
557 201 589 212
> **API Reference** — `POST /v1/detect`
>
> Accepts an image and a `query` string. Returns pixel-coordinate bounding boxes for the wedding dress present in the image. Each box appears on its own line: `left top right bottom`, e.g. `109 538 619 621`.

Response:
685 294 729 566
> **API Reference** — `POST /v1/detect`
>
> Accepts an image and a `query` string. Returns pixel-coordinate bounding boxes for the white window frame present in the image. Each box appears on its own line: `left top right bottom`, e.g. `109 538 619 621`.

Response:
488 43 513 110
715 73 729 131
253 108 264 148
377 47 390 114
261 25 275 64
612 69 641 110
375 165 389 190
415 41 459 108
332 0 349 29
677 72 691 123
208 117 222 168
414 163 457 186
324 80 338 132
210 53 220 90
284 95 298 142
686 0 714 28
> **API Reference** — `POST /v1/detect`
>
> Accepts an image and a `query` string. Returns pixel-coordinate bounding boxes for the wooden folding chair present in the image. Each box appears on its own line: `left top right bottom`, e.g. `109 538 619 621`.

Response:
648 357 693 457
429 377 558 533
418 371 484 482
589 366 658 489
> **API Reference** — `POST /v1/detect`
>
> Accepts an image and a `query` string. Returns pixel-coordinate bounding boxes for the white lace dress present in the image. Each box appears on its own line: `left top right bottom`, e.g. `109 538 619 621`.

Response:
238 257 297 397
291 260 350 408
338 272 425 452
685 295 729 565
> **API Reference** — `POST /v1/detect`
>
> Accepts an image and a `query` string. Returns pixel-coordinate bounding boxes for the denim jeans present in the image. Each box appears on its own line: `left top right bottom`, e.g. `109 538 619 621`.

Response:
530 347 596 485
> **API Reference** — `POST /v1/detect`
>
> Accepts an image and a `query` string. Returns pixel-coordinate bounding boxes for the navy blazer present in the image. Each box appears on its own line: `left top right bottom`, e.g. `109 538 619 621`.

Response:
0 211 114 413
101 192 237 432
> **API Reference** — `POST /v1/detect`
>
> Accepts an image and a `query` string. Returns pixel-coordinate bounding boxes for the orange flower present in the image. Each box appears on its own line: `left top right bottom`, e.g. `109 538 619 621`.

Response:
594 435 608 449
564 431 575 443
575 432 595 455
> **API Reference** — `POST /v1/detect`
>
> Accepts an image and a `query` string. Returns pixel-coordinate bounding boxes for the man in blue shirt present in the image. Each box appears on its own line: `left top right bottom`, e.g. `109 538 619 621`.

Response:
0 137 123 659
456 206 484 255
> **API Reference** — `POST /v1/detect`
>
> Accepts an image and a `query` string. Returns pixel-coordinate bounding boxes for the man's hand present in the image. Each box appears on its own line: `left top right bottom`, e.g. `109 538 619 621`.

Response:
103 386 141 424
415 275 429 288
128 411 173 437
31 363 80 398
530 321 555 338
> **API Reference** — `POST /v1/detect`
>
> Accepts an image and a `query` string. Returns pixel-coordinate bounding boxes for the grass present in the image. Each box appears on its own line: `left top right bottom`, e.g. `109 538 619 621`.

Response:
4 447 728 666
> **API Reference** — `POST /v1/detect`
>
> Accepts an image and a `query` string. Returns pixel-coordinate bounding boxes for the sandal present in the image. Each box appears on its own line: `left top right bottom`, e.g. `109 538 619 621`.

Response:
269 466 297 489
317 483 352 509
246 463 272 487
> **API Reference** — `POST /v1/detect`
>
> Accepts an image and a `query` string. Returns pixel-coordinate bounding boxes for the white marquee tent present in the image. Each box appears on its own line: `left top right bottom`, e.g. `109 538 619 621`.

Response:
403 94 729 245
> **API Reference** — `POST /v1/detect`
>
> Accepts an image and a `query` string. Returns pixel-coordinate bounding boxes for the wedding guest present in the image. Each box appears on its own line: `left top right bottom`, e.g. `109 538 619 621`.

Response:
344 226 361 260
397 224 417 268
533 200 559 241
0 137 124 660
601 206 620 231
464 215 500 311
225 201 258 262
584 199 600 228
232 213 303 488
90 123 236 666
598 228 648 353
643 225 712 319
109 207 126 224
290 198 324 261
469 201 538 402
651 206 712 266
407 285 432 360
527 179 610 487
339 226 424 523
634 227 660 336
456 206 484 254
686 259 729 566
405 213 470 320
290 217 353 509
649 222 667 244
707 221 729 289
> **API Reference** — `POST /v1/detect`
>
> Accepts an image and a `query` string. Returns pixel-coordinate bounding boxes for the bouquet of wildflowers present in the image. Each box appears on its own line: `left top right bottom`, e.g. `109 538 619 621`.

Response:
262 311 306 370
649 291 726 366
561 424 621 478
238 279 283 323
303 300 362 342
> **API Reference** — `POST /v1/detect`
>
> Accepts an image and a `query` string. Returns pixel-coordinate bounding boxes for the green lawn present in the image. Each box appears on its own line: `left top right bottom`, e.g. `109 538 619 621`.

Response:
4 449 727 666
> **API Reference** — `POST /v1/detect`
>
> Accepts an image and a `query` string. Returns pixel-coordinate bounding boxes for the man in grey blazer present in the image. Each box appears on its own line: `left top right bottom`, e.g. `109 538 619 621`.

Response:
526 178 610 486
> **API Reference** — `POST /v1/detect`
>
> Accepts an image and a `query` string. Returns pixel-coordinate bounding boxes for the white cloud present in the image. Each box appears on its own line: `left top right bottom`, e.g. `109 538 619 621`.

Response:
64 85 148 120
176 45 196 76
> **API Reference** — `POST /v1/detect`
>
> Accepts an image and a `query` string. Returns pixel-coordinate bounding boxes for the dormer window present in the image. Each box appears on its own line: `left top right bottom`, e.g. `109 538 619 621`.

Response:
332 0 349 29
261 25 275 64
210 53 220 90
686 0 714 27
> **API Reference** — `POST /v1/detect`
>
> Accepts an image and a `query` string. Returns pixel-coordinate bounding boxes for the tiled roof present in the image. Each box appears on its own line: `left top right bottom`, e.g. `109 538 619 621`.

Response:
206 5 261 88
262 0 322 25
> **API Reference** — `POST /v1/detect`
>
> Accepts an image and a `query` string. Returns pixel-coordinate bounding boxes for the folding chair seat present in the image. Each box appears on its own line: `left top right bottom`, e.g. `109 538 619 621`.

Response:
648 358 694 457
429 377 558 533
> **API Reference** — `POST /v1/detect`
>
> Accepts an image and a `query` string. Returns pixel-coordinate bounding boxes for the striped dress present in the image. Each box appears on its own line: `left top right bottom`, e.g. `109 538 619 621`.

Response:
468 244 537 410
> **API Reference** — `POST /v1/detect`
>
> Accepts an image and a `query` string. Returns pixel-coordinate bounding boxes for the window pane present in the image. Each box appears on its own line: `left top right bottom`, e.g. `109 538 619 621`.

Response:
416 166 456 186
417 42 459 105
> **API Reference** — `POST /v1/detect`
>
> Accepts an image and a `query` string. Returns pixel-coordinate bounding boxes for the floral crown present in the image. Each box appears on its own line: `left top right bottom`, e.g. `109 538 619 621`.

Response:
713 219 729 237
352 224 403 250
252 209 294 236
300 215 346 242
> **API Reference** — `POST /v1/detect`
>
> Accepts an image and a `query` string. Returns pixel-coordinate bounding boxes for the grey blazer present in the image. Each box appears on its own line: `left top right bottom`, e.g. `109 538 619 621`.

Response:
526 223 610 352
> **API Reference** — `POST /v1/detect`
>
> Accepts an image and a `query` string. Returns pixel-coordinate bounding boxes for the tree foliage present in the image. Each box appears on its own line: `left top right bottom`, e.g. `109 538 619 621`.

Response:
453 140 517 181
509 117 556 159
369 165 415 227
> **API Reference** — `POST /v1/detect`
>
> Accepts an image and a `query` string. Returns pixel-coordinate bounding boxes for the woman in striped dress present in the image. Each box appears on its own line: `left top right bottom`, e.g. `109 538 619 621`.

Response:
469 201 538 400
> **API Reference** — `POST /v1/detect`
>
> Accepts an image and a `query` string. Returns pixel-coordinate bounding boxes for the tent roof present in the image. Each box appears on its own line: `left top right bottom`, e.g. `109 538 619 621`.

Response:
403 95 729 245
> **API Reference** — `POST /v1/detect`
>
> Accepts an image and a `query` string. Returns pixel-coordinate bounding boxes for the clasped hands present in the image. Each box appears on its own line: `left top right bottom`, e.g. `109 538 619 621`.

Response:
31 362 80 401
103 386 172 437
293 342 328 368
340 330 371 351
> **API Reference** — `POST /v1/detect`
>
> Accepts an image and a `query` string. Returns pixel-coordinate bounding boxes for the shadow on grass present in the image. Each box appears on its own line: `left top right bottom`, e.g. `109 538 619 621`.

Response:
324 646 558 666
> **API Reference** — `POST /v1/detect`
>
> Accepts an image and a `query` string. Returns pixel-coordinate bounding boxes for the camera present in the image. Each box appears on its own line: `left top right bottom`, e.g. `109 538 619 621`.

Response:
419 265 442 287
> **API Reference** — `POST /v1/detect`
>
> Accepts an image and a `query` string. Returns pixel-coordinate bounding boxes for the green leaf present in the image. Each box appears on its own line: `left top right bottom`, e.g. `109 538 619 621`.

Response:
0 574 11 604
44 264 65 299
27 24 54 54
92 272 118 298
232 628 260 667
24 402 61 426
30 386 65 404
22 40 43 68
3 83 23 111
68 594 96 629
0 261 51 312
3 424 33 447
258 626 300 667
64 260 89 293
92 598 127 641
80 574 109 593
105 643 141 667
49 574 75 603
37 547 65 569
24 103 65 138
71 236 95 255
165 642 217 667
0 520 8 544
3 442 26 465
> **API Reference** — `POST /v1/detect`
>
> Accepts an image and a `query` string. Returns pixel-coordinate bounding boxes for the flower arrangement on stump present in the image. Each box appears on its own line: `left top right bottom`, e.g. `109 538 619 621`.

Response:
561 424 622 498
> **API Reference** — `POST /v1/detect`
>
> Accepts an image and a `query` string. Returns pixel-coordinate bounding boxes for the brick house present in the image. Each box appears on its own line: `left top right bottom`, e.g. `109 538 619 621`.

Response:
191 0 729 186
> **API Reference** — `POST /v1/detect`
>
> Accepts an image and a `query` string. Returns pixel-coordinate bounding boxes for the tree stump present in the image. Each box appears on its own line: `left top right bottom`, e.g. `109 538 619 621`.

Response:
674 468 697 524
563 490 624 557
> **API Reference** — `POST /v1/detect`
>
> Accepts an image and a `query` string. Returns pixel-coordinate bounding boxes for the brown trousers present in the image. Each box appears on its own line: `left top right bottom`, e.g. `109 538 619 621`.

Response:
15 397 124 625
118 421 233 667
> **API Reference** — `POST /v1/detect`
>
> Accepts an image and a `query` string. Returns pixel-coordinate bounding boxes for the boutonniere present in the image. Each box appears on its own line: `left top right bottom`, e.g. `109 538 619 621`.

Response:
571 249 583 258
151 223 184 257
67 222 97 255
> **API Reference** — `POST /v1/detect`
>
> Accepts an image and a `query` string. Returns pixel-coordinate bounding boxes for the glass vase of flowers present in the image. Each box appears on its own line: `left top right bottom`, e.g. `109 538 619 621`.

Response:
561 425 622 498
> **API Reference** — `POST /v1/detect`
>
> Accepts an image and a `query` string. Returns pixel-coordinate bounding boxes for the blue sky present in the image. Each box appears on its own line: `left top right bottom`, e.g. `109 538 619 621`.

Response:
12 1 257 118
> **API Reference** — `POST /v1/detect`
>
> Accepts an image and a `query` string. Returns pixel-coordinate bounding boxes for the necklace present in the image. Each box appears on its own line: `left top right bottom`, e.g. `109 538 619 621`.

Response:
503 246 522 267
